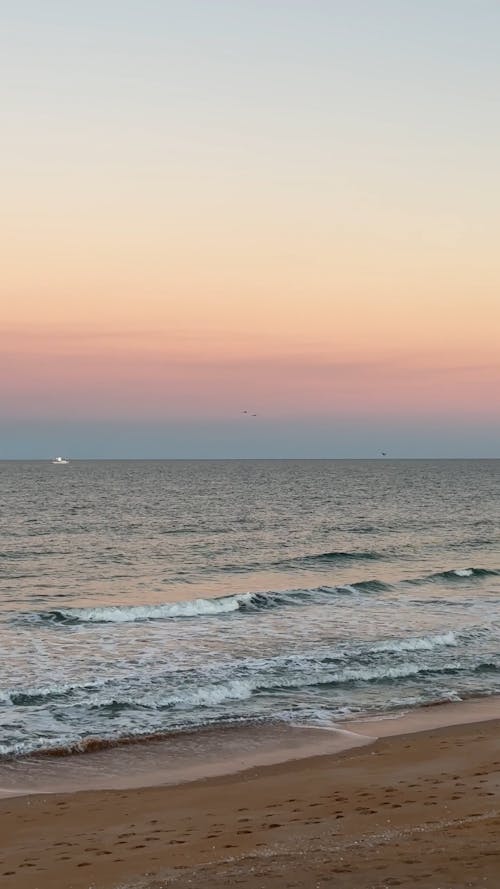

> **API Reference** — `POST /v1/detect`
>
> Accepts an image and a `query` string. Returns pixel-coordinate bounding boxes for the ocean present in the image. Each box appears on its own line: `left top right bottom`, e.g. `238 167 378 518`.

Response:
0 459 499 761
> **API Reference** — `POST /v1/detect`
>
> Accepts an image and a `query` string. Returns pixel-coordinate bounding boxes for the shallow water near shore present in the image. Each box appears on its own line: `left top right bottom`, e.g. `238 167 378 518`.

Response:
0 722 370 797
0 696 499 799
1 459 499 760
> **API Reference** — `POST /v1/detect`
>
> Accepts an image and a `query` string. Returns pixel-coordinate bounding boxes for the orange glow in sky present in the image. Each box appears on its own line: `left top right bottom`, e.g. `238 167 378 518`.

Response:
1 2 499 456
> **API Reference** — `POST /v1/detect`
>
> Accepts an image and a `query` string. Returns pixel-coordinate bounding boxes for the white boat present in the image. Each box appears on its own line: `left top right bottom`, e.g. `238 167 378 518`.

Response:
52 456 69 465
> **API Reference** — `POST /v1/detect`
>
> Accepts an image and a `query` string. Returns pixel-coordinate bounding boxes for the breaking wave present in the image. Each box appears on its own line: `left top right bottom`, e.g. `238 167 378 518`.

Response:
16 563 499 626
23 582 390 625
19 563 499 626
41 595 249 624
2 619 498 759
373 630 458 652
3 657 494 718
422 567 500 583
1 628 490 708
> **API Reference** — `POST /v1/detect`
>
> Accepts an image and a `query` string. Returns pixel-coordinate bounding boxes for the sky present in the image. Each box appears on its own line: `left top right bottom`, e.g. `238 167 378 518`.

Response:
2 0 499 458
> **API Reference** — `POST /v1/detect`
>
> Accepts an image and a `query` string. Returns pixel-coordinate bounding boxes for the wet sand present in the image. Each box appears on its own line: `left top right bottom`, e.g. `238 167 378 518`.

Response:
1 708 500 888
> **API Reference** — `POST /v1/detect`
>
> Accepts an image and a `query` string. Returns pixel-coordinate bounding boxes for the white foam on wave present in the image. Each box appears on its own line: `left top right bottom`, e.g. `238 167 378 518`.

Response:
246 660 454 691
454 568 474 577
36 581 386 625
94 679 255 711
0 736 65 758
323 662 436 684
3 657 451 719
160 678 254 708
45 590 304 624
374 631 458 653
57 594 252 623
1 631 471 714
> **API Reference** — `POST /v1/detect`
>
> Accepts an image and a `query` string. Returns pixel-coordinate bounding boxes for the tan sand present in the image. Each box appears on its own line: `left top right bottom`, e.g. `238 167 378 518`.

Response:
1 712 499 888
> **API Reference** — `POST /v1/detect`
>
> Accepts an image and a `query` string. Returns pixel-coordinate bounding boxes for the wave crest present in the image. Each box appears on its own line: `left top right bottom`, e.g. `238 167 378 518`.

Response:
26 583 387 625
17 564 499 626
290 550 382 565
426 567 499 583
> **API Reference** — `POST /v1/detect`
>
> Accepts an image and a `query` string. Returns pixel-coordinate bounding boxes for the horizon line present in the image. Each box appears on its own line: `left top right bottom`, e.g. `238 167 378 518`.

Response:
1 456 498 462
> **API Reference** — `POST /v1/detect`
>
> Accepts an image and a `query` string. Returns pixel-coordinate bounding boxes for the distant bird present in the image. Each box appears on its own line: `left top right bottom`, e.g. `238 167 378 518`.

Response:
242 410 248 414
252 413 257 417
381 452 387 457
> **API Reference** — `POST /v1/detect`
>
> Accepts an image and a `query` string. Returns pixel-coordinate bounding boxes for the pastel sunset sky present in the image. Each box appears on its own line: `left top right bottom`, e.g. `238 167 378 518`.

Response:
2 1 499 457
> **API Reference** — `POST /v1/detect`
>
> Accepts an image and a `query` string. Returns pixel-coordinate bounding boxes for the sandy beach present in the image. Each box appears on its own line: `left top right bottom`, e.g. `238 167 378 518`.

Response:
1 705 499 888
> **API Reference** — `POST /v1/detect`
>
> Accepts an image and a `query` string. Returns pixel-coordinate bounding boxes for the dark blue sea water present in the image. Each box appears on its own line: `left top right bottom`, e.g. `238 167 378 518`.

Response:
0 459 499 758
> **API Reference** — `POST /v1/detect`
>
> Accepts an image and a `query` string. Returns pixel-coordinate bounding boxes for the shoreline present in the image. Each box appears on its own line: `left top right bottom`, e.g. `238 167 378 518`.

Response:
1 708 499 887
1 695 499 800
